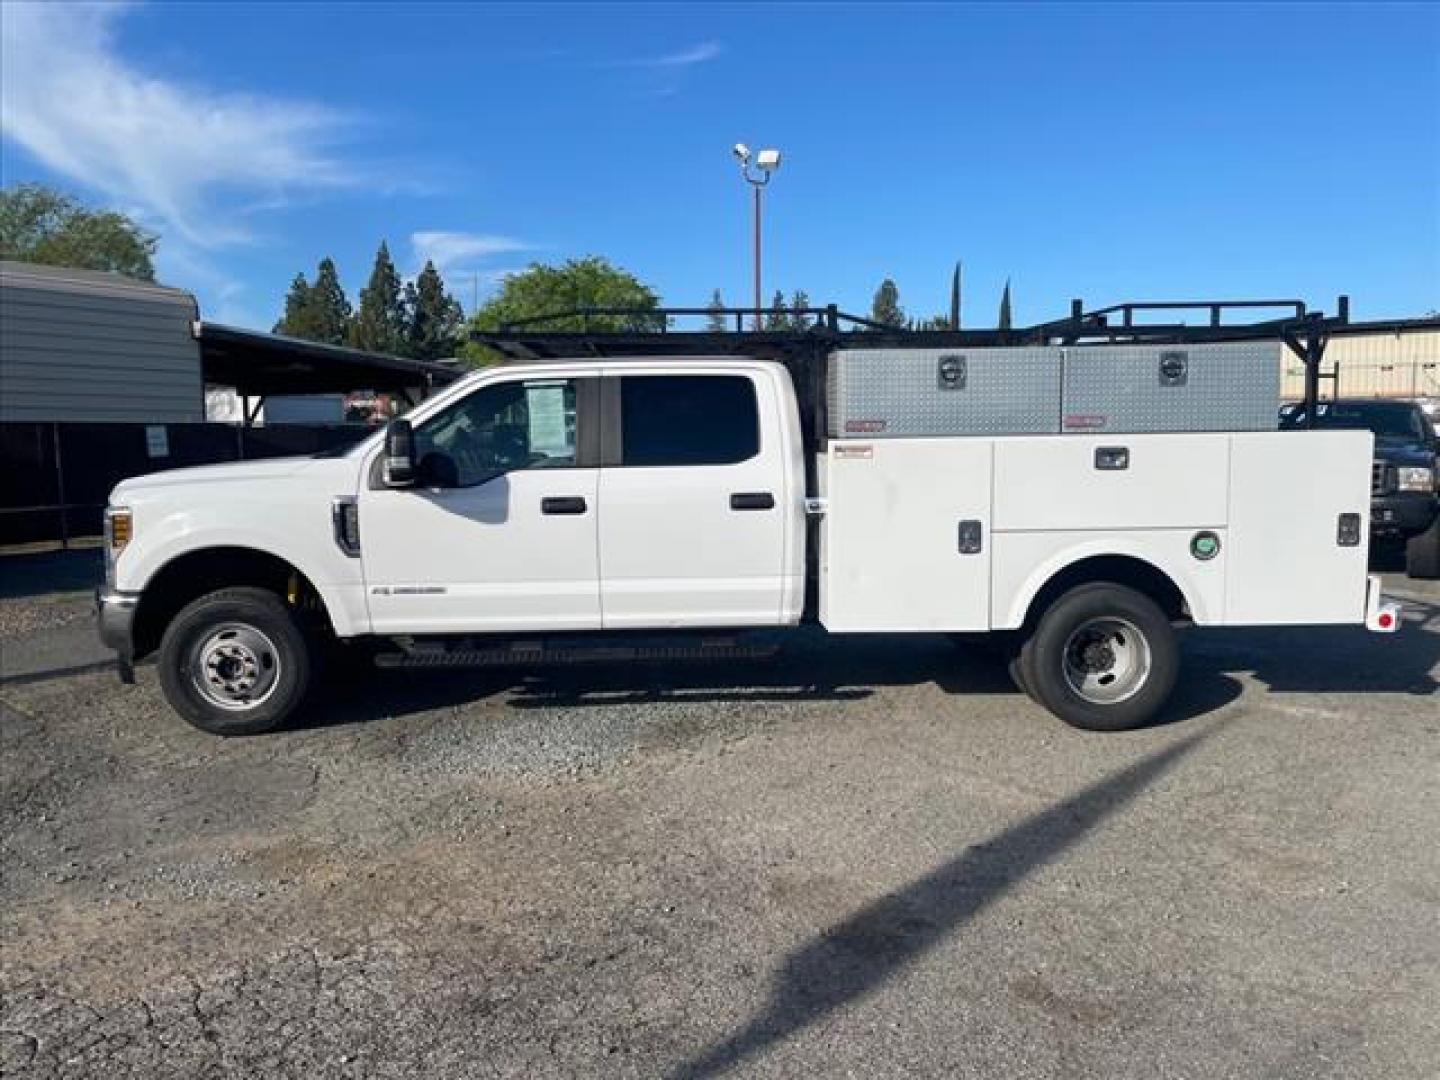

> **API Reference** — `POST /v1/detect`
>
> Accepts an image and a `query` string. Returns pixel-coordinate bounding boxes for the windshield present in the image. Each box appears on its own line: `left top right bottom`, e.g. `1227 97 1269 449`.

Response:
1280 401 1425 440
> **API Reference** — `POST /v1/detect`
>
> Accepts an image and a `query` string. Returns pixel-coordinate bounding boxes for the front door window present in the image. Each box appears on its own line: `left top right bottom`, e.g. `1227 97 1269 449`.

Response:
414 379 579 487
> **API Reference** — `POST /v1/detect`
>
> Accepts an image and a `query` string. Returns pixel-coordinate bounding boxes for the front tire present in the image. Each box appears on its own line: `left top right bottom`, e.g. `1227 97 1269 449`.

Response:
1405 515 1440 580
158 587 312 735
1019 583 1178 732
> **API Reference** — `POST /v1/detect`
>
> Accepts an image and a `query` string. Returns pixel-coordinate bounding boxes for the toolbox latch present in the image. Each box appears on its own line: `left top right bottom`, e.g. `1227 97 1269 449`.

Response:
937 354 966 390
1094 446 1130 471
1337 513 1362 547
1158 351 1189 387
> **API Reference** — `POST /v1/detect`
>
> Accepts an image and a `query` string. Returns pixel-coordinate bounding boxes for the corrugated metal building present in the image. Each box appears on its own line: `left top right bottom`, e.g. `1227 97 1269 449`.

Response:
1281 325 1440 400
0 261 205 422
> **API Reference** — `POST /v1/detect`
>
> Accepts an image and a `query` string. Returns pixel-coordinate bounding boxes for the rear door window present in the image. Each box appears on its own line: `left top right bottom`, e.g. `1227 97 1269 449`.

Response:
620 375 760 466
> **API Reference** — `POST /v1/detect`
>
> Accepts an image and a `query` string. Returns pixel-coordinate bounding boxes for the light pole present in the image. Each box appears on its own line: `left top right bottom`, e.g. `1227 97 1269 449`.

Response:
733 143 782 330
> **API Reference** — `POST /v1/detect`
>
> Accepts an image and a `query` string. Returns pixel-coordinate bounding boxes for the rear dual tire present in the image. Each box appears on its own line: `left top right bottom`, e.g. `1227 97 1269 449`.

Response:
1017 583 1179 732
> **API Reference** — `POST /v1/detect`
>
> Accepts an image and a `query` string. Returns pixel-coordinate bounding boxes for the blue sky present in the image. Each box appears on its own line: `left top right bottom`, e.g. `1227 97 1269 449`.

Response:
3 2 1437 330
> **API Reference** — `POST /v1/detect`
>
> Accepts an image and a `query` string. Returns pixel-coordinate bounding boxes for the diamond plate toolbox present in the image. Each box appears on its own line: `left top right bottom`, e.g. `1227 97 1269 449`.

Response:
1061 342 1281 433
827 347 1063 437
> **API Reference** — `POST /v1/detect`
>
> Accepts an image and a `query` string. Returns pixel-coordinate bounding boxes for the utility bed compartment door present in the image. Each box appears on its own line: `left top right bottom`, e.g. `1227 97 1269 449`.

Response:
1225 431 1371 624
993 434 1230 531
821 439 992 631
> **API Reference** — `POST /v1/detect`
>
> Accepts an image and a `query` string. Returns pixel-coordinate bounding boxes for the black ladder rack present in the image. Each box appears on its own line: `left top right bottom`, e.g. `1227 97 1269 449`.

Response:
473 296 1439 433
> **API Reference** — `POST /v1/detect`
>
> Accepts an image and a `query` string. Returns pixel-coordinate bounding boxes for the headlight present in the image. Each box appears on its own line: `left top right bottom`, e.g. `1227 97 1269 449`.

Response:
1396 466 1436 493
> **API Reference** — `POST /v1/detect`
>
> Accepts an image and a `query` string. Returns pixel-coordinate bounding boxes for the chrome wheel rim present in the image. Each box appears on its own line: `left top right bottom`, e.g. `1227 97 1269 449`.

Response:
1062 617 1151 705
189 622 281 711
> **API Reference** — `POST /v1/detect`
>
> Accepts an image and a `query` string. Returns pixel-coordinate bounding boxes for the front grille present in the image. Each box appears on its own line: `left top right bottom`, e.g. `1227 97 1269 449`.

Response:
1372 461 1393 496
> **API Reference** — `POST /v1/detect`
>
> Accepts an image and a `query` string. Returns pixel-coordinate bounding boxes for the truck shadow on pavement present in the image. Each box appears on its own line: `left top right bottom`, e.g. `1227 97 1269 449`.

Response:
303 600 1437 733
666 724 1221 1079
295 601 1440 737
1182 593 1438 698
306 633 1246 732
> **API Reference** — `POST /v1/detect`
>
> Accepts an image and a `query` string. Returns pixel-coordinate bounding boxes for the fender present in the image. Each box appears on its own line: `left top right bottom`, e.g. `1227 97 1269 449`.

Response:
992 530 1226 630
117 517 370 638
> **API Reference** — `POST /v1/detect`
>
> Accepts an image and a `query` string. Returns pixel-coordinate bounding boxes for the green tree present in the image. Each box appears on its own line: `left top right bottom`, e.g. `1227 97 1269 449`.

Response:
404 259 464 361
998 278 1013 331
789 289 811 330
705 288 728 332
273 273 317 338
350 241 407 354
0 183 156 280
870 278 905 328
308 257 352 345
462 256 663 366
765 289 789 330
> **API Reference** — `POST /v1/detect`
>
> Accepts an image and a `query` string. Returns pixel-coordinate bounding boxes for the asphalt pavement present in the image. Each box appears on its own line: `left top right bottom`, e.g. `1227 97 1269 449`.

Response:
1 557 1437 1078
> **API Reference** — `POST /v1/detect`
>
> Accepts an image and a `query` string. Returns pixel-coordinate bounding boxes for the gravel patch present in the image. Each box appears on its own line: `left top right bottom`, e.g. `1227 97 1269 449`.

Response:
0 592 92 641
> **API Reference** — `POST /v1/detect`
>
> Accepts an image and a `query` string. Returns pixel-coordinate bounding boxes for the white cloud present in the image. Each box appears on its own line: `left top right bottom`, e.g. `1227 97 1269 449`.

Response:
607 41 724 69
643 41 724 68
0 2 359 249
410 231 535 273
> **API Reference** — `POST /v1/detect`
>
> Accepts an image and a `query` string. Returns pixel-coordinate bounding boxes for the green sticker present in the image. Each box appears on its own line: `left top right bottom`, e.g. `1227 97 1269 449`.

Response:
1191 532 1220 560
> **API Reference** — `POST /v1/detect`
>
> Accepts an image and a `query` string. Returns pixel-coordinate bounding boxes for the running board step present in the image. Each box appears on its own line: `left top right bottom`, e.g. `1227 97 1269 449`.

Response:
374 638 780 669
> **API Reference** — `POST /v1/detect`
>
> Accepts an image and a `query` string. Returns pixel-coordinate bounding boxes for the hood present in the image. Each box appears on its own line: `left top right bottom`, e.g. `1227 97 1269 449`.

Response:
109 456 317 501
1373 439 1437 468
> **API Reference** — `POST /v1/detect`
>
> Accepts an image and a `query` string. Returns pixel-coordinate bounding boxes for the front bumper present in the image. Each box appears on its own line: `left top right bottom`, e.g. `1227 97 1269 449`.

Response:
1371 492 1439 538
96 585 140 683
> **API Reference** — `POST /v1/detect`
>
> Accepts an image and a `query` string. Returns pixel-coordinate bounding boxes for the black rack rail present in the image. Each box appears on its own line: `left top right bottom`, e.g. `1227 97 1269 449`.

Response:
474 297 1439 437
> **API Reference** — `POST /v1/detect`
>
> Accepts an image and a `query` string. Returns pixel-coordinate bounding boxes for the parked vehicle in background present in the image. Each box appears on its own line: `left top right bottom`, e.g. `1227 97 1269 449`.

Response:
1281 399 1440 578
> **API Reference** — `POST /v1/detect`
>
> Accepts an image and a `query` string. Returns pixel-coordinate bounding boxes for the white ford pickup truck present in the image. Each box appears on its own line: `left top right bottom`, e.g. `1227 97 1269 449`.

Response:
98 342 1401 736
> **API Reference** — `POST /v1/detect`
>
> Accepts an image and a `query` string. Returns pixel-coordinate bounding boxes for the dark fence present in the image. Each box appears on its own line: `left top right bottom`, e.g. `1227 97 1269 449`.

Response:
0 422 370 547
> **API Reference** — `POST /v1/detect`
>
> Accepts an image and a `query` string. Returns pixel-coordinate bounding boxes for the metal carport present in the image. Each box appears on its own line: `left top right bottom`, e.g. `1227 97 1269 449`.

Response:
195 322 463 424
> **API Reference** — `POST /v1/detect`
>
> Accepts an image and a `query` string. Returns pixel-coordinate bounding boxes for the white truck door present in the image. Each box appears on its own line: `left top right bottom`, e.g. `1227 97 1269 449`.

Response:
598 371 789 627
359 375 602 634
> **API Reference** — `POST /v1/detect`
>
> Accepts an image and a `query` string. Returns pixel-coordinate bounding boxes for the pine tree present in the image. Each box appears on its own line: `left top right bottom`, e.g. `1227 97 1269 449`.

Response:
404 260 464 361
308 257 352 345
789 289 811 331
998 278 1013 331
273 273 315 338
870 278 904 328
350 241 407 354
950 261 962 330
705 288 727 332
765 289 788 331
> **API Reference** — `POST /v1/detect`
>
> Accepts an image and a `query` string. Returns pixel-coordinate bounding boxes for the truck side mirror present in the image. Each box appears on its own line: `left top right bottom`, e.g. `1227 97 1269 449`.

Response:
383 418 416 487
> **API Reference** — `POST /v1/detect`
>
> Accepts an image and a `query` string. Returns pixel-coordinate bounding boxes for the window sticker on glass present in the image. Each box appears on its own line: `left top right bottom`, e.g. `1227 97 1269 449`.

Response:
526 383 572 457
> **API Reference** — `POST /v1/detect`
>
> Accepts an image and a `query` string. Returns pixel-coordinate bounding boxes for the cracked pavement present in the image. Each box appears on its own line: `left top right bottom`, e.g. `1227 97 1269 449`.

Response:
1 574 1437 1077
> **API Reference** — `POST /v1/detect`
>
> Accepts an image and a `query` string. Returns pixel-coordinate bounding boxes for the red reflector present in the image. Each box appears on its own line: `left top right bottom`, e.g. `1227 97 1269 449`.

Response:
1378 613 1394 629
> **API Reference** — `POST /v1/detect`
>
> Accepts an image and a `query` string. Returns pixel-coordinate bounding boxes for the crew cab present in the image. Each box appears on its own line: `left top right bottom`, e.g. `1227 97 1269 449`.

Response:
1281 399 1440 578
99 354 1401 736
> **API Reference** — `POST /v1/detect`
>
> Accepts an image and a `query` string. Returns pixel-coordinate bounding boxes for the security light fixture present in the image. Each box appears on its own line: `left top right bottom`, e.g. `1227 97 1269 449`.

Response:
732 140 783 329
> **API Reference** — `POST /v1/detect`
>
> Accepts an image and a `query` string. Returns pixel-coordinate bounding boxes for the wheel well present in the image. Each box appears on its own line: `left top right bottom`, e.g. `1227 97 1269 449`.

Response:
1022 555 1189 629
132 547 328 660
